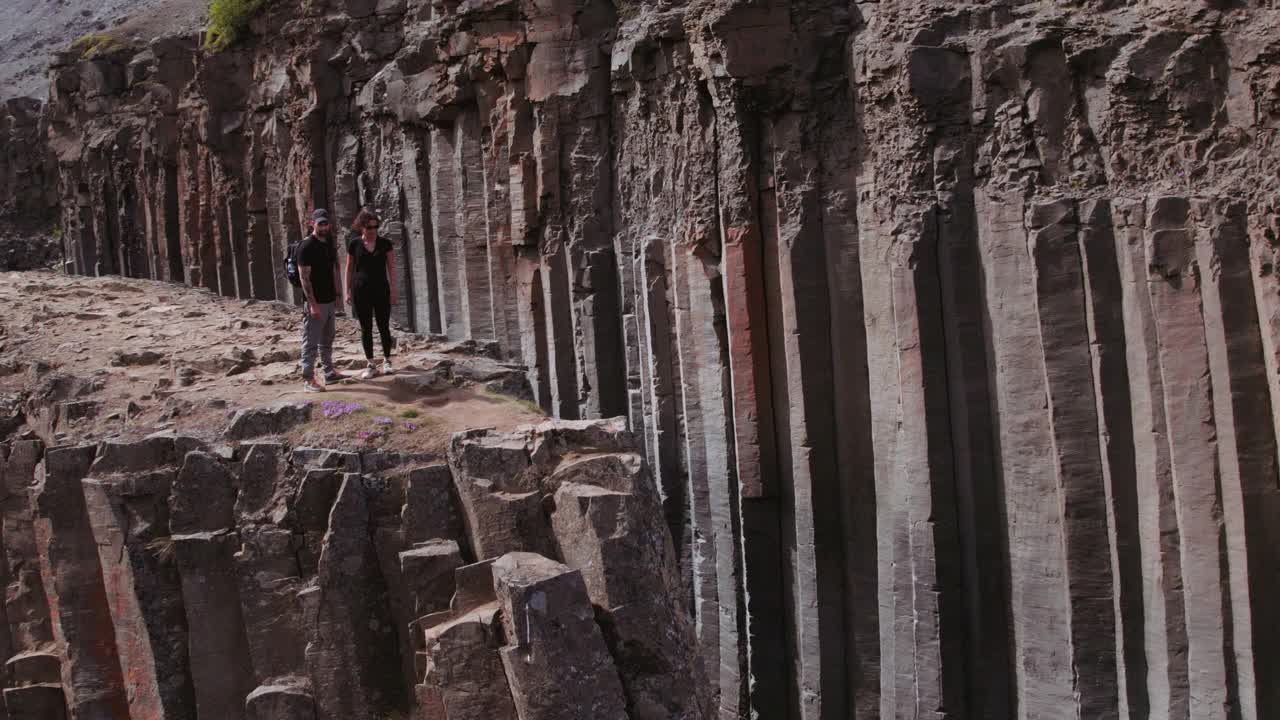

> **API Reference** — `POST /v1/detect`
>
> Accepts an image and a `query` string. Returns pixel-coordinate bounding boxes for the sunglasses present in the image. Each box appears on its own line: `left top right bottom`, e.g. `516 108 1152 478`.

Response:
316 220 330 226
366 223 380 229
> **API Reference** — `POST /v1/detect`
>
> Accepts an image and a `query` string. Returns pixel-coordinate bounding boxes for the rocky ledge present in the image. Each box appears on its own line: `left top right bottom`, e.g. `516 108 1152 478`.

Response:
3 416 701 720
0 271 703 719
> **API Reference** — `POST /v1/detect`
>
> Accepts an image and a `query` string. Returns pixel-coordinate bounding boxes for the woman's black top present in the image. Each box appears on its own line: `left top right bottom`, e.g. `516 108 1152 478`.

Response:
347 234 393 296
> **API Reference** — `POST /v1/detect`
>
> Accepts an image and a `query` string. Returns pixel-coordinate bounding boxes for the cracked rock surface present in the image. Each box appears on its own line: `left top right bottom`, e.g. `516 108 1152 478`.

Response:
5 0 1280 718
4 417 701 719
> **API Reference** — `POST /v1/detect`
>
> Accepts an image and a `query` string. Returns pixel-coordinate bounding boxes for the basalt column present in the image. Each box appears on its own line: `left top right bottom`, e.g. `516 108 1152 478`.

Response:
401 127 442 333
854 35 973 720
1194 198 1280 720
1113 197 1191 720
32 445 131 719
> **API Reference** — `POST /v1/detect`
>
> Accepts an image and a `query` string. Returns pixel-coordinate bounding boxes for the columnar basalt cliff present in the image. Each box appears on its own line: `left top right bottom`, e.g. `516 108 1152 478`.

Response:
32 0 1280 719
0 98 59 270
3 418 701 720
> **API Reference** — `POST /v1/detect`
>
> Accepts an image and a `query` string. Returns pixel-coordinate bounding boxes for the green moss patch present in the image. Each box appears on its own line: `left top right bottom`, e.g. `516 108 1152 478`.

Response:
205 0 271 52
71 33 126 59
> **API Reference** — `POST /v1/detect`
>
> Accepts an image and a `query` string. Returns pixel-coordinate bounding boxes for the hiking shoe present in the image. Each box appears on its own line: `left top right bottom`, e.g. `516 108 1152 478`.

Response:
381 358 394 375
303 380 325 393
360 362 378 380
324 371 349 383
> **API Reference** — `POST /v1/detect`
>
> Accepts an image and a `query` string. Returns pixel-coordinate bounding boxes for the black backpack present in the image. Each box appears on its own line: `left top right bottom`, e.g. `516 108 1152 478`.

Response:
285 238 302 287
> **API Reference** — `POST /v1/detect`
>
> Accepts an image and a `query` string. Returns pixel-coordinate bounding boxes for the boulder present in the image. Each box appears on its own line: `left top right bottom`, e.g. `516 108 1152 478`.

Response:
447 428 555 560
400 539 464 617
226 401 313 440
109 349 164 366
417 607 517 720
551 479 704 720
491 552 629 720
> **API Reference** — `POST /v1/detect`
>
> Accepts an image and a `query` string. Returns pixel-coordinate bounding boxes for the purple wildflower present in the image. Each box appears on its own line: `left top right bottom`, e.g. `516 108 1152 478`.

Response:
403 421 418 431
321 400 364 419
375 416 393 426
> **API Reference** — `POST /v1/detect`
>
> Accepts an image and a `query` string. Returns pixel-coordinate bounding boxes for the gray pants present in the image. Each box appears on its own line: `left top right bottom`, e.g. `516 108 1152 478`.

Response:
301 302 336 380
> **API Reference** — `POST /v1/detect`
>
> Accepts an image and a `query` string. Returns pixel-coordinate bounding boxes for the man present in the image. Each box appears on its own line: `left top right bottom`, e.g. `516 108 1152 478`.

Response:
298 209 347 392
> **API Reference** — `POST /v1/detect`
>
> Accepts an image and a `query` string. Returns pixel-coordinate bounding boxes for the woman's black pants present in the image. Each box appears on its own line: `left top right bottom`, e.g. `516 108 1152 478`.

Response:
353 289 393 359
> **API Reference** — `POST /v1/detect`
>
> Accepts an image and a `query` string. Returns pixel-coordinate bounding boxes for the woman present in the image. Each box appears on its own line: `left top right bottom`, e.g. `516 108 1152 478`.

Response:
344 208 396 378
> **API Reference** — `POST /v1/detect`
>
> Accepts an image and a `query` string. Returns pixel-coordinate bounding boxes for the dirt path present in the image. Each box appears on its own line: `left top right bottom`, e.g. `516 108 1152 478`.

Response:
0 271 544 457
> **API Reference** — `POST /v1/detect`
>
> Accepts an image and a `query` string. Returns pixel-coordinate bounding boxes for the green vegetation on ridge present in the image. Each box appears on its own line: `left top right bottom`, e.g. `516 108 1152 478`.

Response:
205 0 271 52
70 33 126 58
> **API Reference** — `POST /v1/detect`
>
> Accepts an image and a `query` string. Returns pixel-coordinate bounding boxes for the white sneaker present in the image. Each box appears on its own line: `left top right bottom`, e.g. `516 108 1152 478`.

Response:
360 361 378 380
381 358 394 375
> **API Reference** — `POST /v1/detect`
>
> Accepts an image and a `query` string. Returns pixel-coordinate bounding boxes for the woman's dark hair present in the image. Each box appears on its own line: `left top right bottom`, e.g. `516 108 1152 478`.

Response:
353 208 381 232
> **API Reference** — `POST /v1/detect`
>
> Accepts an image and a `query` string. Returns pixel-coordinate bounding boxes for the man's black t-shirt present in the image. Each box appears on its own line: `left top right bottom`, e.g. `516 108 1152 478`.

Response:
299 234 337 303
346 235 393 296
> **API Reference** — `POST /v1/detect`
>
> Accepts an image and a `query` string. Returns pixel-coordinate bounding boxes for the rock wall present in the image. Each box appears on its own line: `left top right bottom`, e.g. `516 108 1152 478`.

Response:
0 98 60 271
0 98 55 222
1 418 700 720
41 1 1280 719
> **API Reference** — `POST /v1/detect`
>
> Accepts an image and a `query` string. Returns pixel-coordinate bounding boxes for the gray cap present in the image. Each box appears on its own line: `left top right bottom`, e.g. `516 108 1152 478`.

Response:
311 209 330 223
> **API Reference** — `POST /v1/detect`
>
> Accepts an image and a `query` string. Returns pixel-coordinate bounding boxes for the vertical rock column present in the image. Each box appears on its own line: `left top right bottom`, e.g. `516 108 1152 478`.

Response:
261 115 302 304
304 475 405 719
523 0 625 420
1078 198 1149 719
816 86 882 720
492 552 629 720
1142 196 1235 720
402 128 441 334
245 127 279 301
667 224 738 711
457 110 495 342
31 445 131 719
430 126 466 339
1027 198 1122 718
759 111 849 720
857 199 969 719
0 440 64 719
171 451 255 720
1112 197 1190 719
1245 196 1280 720
1192 198 1280 720
482 94 522 357
975 191 1096 719
854 36 976 719
233 443 312 695
0 441 54 666
634 235 686 557
548 454 705 719
80 439 196 720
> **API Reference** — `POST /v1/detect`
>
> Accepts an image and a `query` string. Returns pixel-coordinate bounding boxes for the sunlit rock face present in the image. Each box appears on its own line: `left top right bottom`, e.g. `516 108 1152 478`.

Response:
13 0 1280 718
